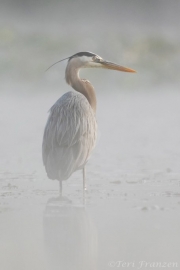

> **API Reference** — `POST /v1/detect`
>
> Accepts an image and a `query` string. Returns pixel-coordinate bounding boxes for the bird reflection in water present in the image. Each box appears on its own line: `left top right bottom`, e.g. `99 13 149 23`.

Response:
43 196 98 270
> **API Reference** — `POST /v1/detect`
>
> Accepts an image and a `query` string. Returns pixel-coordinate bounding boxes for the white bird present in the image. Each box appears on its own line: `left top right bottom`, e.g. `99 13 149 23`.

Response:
42 51 135 195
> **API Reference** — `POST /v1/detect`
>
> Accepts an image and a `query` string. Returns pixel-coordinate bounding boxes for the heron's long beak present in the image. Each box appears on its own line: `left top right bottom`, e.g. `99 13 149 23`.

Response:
100 60 136 73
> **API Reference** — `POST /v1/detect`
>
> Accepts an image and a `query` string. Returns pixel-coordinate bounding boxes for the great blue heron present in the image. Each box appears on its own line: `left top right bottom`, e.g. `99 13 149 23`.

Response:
42 51 135 196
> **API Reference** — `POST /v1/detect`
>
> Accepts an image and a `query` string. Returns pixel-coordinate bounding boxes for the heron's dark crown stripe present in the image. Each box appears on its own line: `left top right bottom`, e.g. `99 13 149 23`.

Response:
69 51 96 60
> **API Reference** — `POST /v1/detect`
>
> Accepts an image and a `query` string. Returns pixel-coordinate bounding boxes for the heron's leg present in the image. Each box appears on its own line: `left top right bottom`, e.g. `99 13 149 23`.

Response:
59 180 62 197
83 167 87 204
83 166 87 192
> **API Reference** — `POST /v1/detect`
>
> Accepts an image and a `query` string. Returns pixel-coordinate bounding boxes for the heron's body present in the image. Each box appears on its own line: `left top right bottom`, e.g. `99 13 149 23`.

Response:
42 51 135 195
42 91 97 181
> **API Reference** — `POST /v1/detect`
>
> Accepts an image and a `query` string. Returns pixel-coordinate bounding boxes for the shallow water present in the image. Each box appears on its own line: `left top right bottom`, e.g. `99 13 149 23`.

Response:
0 85 180 269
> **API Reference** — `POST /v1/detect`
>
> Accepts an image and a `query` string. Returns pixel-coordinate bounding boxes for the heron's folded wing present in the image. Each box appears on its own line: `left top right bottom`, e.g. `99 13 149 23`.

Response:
42 92 97 180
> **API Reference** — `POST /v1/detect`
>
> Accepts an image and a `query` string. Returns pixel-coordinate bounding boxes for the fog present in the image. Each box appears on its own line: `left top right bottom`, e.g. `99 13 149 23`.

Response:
0 1 180 270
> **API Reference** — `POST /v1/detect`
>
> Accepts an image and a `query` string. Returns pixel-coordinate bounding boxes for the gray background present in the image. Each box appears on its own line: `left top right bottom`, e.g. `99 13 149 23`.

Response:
0 1 180 270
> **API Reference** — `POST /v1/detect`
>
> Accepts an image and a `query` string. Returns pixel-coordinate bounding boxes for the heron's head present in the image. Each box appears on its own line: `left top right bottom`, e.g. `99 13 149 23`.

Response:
46 51 136 73
68 51 136 73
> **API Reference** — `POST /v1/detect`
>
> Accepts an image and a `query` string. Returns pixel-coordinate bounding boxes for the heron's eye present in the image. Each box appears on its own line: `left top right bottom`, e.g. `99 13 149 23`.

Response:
93 56 102 62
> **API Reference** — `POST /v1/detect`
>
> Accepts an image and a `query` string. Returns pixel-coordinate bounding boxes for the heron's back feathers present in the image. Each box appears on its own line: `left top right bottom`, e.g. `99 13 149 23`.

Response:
42 91 97 181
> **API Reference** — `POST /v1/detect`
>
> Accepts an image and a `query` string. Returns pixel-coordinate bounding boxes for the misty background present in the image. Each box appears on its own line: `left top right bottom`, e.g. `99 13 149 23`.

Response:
1 0 180 85
0 1 180 270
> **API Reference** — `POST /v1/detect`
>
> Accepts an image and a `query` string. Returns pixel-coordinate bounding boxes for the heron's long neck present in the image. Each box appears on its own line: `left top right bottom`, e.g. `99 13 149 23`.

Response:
65 65 97 113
